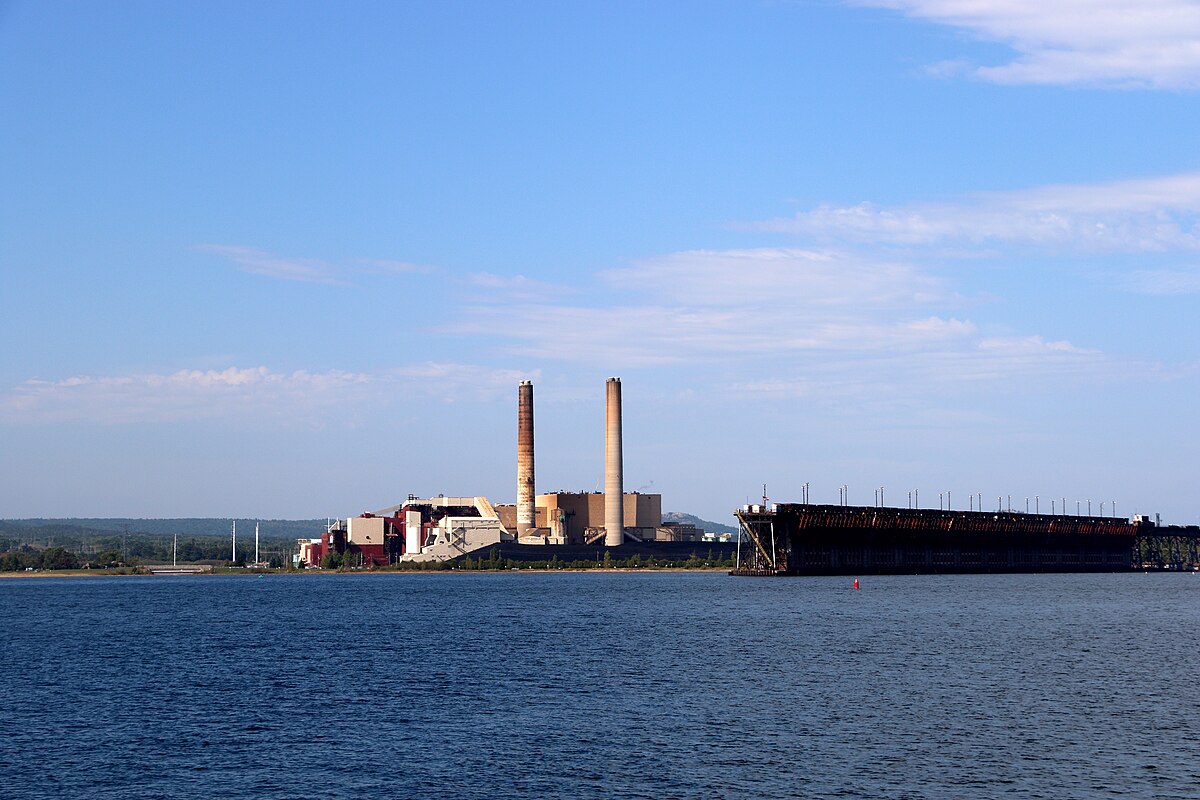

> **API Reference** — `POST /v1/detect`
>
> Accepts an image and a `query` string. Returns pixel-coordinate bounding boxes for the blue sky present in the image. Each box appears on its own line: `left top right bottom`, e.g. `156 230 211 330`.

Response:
2 0 1198 524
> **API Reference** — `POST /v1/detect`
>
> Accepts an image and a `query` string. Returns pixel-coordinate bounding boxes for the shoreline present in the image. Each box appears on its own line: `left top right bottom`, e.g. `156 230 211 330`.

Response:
0 566 733 579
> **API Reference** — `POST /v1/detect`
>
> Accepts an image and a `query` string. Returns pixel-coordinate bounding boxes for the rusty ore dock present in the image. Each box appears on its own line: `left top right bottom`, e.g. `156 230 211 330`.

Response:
732 503 1194 576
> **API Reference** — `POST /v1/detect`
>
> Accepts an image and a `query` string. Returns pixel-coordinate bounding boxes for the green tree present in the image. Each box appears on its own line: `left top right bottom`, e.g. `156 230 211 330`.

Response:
41 547 80 570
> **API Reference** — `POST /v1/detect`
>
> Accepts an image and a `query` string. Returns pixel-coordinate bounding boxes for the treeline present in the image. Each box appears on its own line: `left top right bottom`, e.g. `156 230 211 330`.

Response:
0 542 292 571
0 529 294 571
0 547 85 572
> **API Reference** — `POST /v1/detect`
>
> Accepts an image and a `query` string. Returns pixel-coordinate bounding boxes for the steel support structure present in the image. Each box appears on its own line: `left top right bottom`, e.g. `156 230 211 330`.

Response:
732 507 789 575
1133 525 1200 570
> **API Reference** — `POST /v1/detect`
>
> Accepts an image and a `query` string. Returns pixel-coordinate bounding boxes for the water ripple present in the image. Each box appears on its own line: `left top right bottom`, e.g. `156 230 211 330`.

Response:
1 573 1198 799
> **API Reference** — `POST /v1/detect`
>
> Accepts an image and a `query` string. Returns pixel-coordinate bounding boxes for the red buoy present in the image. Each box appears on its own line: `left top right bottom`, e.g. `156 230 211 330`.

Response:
854 578 860 590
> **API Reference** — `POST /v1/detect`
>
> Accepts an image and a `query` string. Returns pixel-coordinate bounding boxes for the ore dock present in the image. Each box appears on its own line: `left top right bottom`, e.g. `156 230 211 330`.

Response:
732 503 1198 576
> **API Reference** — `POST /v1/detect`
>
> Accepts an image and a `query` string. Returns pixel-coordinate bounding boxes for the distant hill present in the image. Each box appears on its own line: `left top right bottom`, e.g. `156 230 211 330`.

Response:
662 511 737 535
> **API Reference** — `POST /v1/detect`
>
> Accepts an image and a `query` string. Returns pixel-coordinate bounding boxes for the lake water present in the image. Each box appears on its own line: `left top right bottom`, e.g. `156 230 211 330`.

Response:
1 572 1198 799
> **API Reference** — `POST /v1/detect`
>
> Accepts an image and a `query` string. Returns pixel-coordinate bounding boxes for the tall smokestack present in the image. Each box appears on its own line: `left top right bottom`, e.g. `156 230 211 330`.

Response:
517 380 535 539
604 377 624 547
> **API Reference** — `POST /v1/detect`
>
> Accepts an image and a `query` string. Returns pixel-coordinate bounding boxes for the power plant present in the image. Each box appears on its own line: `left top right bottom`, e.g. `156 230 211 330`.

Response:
295 374 1192 573
295 378 714 567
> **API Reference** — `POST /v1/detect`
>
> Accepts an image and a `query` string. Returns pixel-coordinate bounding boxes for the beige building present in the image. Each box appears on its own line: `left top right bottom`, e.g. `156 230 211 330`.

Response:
520 492 662 544
501 491 706 544
496 492 662 543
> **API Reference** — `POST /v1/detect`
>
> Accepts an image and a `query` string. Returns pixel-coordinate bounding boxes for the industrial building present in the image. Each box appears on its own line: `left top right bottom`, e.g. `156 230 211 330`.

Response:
296 496 505 567
295 490 699 566
294 377 710 567
496 491 663 545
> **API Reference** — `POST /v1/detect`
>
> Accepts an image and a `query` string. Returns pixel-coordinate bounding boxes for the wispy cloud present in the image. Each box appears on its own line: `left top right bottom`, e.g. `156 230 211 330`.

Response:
465 272 577 302
600 247 949 306
447 247 1108 388
754 171 1200 253
391 362 538 400
1 363 530 425
357 258 435 275
197 244 343 284
856 0 1200 88
1120 268 1200 295
198 246 438 284
450 248 963 365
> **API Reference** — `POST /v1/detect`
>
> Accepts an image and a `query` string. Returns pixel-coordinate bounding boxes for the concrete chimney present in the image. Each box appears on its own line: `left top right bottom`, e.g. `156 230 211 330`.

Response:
604 377 624 547
517 380 535 539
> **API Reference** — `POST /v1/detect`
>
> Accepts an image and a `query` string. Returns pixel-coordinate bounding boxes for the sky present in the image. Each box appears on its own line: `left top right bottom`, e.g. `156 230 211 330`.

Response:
2 0 1198 525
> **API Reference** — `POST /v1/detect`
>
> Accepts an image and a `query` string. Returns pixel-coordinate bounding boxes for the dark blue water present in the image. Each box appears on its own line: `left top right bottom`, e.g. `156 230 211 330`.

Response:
2 572 1198 799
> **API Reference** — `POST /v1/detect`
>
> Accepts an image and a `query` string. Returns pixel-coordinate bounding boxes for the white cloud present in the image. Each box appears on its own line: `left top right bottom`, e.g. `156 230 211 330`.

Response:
977 335 1093 354
465 272 576 301
198 246 438 284
450 249 967 365
857 0 1200 88
392 362 538 399
600 247 948 307
756 171 1200 253
1121 267 1200 294
357 258 434 275
197 244 343 284
1 363 529 425
447 247 1107 389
